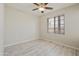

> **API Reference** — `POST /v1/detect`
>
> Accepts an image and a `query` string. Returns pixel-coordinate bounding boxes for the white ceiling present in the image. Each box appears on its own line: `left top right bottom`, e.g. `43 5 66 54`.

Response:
6 3 75 16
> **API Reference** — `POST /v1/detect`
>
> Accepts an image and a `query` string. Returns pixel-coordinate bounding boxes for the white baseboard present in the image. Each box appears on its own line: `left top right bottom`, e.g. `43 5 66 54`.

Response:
4 38 79 51
41 39 79 51
4 39 39 48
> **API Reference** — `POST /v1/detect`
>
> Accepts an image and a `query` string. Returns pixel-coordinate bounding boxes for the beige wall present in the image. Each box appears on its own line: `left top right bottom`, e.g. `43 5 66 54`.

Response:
40 4 79 49
5 5 40 47
0 4 4 55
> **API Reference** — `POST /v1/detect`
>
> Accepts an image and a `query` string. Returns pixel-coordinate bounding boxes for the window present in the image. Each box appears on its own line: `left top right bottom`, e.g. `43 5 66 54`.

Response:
47 15 65 34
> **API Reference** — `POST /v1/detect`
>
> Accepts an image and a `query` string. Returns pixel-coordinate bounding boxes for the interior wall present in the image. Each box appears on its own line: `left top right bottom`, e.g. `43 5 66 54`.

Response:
0 4 4 55
40 4 79 49
5 5 39 47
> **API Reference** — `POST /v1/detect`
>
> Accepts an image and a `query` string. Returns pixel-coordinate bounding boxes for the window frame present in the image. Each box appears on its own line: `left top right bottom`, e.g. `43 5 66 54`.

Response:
47 15 65 34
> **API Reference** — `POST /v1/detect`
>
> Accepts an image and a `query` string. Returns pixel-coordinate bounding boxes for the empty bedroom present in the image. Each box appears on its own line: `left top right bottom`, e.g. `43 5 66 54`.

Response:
0 3 79 56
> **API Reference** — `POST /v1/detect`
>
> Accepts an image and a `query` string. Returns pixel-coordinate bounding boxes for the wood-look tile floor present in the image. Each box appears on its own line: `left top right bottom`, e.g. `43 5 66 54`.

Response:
4 39 77 56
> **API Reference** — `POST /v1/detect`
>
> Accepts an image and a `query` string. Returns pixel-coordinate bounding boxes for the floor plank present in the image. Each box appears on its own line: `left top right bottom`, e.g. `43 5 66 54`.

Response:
4 39 78 56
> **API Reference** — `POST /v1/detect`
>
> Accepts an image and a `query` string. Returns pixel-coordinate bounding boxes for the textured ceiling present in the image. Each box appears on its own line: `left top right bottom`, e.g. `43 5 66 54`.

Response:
6 3 75 16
